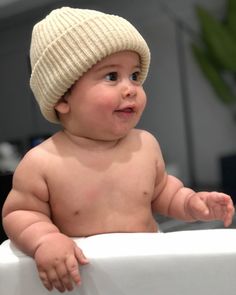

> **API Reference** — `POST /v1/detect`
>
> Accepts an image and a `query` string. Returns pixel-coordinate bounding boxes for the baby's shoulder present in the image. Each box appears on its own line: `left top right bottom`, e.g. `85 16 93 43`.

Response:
131 129 160 147
20 136 55 166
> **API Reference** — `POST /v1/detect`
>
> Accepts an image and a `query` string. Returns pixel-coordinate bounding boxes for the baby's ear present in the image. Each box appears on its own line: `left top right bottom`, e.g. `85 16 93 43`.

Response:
55 96 70 114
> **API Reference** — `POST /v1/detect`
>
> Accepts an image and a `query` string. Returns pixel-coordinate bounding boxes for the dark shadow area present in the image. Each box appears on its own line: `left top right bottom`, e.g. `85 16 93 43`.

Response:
0 173 12 243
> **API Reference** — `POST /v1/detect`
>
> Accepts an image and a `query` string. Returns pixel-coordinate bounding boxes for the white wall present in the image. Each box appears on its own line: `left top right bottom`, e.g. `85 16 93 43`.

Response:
0 0 235 187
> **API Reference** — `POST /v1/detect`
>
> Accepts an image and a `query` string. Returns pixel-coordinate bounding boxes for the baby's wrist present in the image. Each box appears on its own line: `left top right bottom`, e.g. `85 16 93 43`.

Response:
34 232 64 256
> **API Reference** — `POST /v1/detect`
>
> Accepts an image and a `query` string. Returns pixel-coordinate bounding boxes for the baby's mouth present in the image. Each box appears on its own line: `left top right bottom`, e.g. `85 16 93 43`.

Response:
115 107 135 113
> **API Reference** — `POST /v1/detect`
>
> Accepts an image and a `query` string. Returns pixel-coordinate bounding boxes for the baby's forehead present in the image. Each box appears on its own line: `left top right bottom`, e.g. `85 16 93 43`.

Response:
92 51 141 70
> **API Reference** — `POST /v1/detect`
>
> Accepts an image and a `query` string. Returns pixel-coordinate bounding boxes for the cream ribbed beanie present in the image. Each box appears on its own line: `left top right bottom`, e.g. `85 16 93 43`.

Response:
30 7 150 123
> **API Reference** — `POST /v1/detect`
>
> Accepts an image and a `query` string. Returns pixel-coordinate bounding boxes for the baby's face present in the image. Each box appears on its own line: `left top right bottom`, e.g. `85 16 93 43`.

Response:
58 51 147 141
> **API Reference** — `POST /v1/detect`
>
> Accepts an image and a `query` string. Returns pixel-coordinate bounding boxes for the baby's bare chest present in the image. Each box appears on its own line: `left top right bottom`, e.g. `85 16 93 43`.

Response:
47 154 157 213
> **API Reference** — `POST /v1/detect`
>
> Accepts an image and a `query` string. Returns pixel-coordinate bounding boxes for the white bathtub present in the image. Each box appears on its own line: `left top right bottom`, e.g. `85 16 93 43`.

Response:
0 229 236 294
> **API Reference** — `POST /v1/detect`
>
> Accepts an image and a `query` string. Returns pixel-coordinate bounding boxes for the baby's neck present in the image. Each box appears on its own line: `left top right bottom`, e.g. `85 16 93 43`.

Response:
62 130 123 151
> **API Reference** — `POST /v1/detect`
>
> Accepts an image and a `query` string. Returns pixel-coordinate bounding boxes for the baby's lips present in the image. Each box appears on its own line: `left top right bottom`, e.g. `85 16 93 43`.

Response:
117 107 134 113
115 104 136 113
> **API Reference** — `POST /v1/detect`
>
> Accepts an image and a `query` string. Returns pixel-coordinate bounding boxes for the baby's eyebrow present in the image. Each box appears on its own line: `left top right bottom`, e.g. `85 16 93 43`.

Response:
95 64 119 72
94 64 141 73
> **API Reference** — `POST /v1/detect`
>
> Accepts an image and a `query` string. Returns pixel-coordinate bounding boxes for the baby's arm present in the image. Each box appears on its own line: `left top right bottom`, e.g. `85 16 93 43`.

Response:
2 150 88 292
151 140 234 226
153 175 234 226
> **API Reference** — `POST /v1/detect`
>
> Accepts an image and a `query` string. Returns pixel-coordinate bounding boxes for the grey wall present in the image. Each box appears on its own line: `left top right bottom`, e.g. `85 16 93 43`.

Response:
0 0 235 188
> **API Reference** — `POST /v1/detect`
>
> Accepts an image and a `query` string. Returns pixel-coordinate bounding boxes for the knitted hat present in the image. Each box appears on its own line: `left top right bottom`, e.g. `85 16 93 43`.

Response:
30 7 151 123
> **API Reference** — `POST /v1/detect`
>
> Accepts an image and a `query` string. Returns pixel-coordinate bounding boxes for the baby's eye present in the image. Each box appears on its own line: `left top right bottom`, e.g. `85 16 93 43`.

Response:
130 71 140 82
105 72 118 81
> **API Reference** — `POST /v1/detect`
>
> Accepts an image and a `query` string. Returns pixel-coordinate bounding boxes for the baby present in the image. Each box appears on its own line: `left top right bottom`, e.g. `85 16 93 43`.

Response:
2 7 235 293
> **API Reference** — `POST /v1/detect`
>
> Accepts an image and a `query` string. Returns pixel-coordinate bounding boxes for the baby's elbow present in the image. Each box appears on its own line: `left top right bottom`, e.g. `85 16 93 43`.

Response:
2 210 15 240
1 196 12 222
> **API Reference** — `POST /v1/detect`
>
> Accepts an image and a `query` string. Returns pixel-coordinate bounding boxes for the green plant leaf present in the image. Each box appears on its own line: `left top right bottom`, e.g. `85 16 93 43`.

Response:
226 0 236 37
191 43 236 104
196 5 236 71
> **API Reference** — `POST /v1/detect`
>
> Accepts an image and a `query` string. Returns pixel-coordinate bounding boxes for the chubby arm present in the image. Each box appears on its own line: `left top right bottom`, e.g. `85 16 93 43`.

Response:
151 139 234 226
2 149 88 292
152 164 196 221
2 150 57 255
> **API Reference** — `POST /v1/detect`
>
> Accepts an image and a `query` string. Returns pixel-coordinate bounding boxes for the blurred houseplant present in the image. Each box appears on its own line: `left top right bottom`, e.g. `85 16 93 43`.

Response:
191 0 236 202
191 0 236 113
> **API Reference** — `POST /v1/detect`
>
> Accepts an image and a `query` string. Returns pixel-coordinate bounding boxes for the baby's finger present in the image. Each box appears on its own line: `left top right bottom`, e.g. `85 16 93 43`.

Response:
56 263 73 291
223 203 235 227
75 247 89 265
208 192 231 205
38 270 53 291
189 196 209 218
224 215 232 227
47 268 65 292
66 254 81 286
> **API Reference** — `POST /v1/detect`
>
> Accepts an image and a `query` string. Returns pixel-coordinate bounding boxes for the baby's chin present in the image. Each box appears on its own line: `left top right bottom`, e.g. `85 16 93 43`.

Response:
67 123 137 144
102 128 136 142
92 133 129 143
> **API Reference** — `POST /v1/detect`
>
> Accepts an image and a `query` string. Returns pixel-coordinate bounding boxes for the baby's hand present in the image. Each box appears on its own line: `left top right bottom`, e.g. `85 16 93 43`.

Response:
187 192 235 227
34 233 89 292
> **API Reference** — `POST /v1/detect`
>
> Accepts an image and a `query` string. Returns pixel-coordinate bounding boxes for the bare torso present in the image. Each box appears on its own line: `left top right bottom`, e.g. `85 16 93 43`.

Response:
41 129 159 236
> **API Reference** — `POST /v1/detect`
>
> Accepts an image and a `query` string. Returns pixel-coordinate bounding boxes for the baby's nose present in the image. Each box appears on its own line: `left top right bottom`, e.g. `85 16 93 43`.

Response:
122 82 137 98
